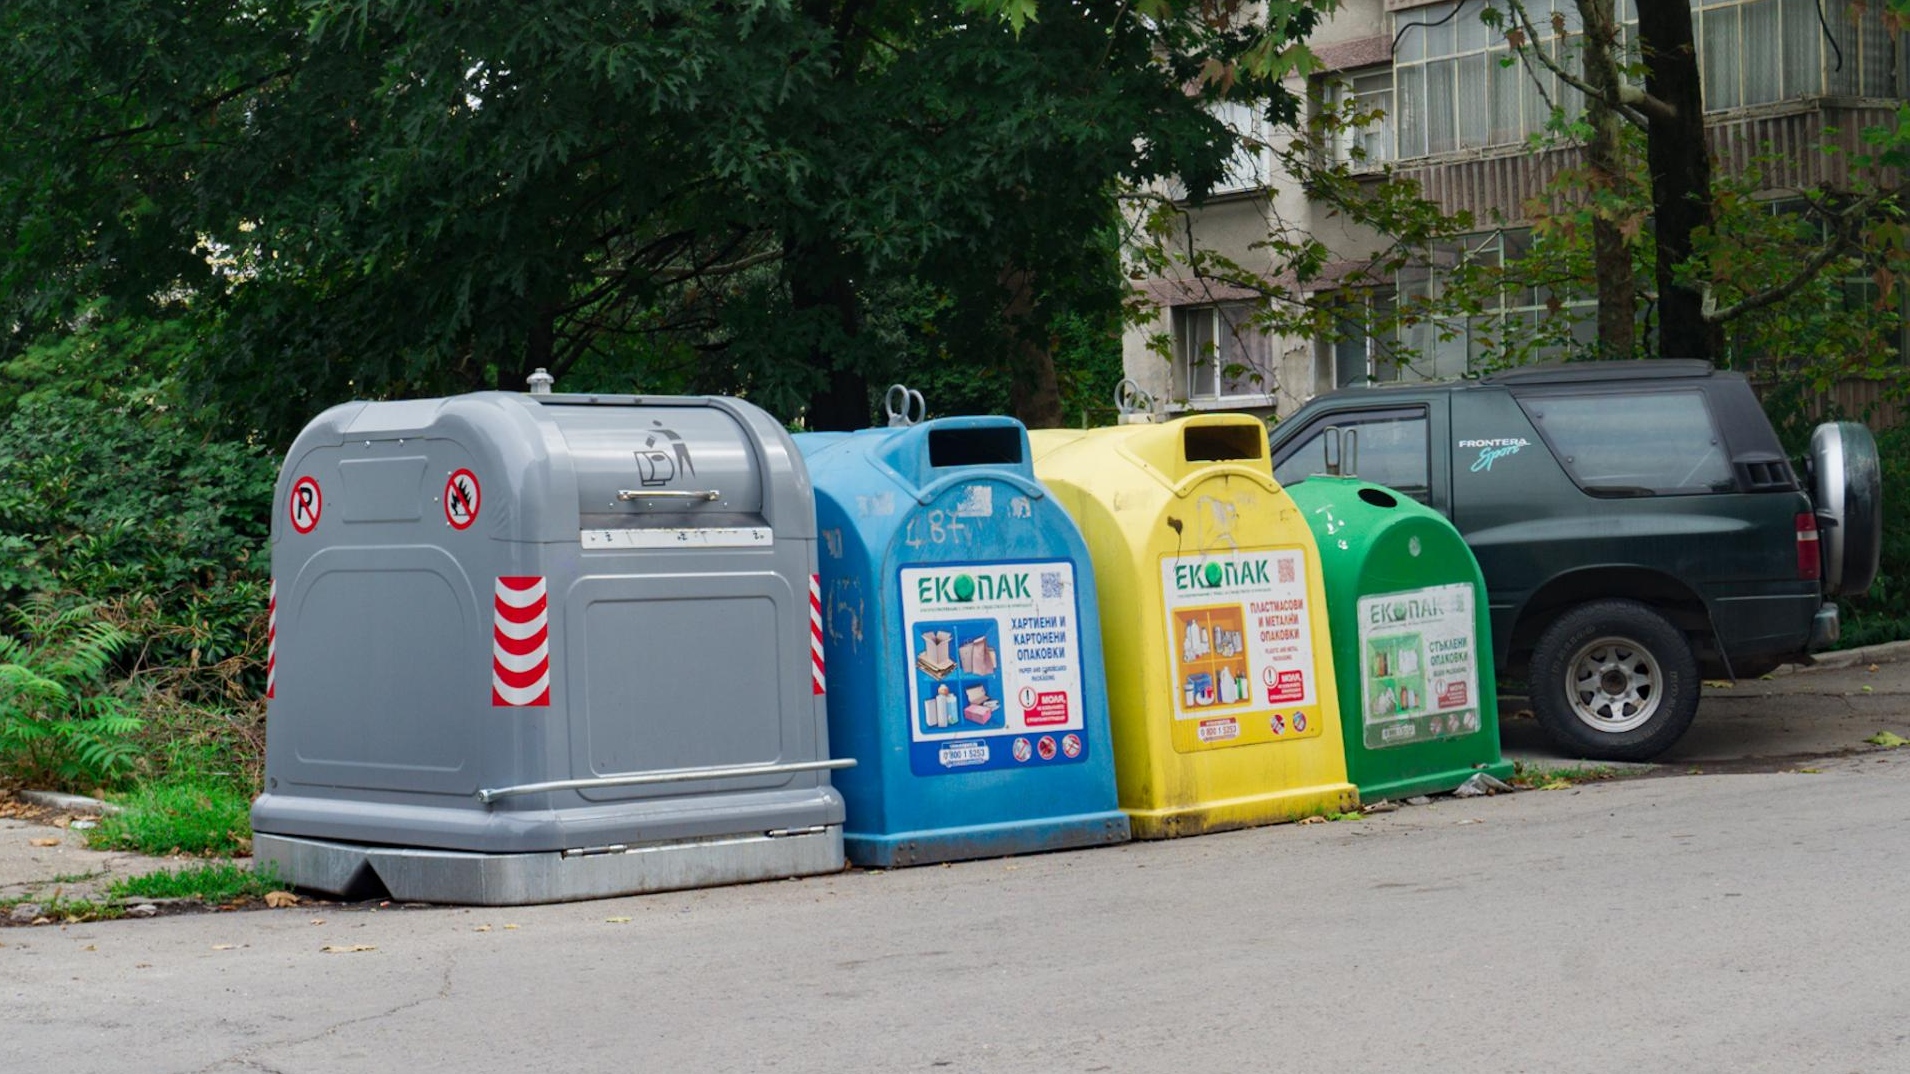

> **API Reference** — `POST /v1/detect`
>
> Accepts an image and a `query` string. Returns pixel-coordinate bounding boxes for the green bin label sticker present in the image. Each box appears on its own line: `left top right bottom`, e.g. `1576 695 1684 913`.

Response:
1356 582 1481 750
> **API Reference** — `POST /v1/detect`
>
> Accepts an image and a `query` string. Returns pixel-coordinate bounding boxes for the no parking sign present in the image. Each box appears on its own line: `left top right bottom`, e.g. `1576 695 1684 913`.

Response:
289 476 322 534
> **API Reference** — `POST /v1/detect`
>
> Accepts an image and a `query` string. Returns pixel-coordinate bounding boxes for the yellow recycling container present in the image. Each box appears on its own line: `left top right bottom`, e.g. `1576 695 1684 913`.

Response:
1030 416 1356 838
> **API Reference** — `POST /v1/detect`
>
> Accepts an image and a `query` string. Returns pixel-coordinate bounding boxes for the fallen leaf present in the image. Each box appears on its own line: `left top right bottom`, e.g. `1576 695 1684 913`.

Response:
605 916 631 924
212 944 239 951
1298 815 1326 825
473 925 492 932
1539 779 1572 791
1865 731 1908 748
320 944 378 954
28 838 59 847
1704 679 1733 688
1869 664 1881 672
309 918 326 926
1862 685 1876 694
503 924 519 930
82 944 96 952
1798 768 1822 774
263 891 299 908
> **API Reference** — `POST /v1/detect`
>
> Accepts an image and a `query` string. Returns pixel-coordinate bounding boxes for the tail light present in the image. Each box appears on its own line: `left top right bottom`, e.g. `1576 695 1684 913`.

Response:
1796 512 1822 581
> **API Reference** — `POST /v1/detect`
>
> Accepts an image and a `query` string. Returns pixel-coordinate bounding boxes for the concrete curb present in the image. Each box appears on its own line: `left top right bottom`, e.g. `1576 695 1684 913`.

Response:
15 790 120 815
1772 638 1910 676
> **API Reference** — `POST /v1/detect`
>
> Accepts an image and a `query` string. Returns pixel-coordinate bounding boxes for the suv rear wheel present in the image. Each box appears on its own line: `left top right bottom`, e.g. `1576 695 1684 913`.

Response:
1529 600 1700 761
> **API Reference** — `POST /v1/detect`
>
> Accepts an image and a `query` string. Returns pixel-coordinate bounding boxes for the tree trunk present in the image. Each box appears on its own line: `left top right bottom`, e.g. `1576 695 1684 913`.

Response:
789 242 871 431
999 265 1065 428
1637 2 1720 360
1576 0 1636 360
792 2 873 430
496 312 555 392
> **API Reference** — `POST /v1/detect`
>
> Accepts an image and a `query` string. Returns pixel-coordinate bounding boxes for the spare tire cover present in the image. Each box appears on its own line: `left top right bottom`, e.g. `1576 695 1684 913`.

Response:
1810 421 1883 597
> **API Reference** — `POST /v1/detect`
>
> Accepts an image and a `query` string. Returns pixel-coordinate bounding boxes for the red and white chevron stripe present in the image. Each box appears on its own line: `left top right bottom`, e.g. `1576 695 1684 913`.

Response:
265 579 277 700
492 576 551 707
810 572 826 696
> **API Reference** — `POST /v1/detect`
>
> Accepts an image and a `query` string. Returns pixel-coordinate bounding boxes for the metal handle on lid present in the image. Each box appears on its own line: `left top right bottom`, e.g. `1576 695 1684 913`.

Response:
1322 426 1359 478
1115 378 1157 424
883 384 927 428
617 489 720 502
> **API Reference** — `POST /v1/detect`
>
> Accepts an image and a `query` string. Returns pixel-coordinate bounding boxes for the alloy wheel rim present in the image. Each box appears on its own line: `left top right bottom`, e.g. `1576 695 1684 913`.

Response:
1565 635 1662 734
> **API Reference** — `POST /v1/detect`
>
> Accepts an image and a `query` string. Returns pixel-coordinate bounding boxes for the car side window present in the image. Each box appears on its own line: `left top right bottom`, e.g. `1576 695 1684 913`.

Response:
1273 408 1430 498
1518 389 1734 495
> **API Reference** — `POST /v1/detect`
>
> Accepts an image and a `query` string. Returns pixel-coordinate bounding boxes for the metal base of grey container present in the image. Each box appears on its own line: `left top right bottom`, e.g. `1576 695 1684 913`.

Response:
255 827 845 906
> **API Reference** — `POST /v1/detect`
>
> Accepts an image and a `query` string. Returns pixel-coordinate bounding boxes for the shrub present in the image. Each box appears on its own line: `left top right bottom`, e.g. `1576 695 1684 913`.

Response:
0 393 276 703
0 598 143 790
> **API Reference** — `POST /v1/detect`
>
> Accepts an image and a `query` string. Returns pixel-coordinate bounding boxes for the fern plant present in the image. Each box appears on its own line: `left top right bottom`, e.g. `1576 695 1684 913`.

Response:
0 597 143 790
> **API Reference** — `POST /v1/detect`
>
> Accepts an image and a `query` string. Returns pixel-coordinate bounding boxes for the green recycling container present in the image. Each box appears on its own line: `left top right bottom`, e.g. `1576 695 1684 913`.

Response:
1285 476 1514 801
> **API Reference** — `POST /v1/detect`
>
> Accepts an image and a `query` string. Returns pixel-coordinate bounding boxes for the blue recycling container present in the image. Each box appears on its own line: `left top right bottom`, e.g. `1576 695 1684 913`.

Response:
796 416 1129 867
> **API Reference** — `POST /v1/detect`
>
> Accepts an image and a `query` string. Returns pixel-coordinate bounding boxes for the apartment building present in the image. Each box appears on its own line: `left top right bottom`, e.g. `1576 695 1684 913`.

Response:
1122 0 1907 420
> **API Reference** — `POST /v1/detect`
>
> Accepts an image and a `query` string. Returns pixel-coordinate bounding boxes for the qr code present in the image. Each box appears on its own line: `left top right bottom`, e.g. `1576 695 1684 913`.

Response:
1041 571 1065 599
1277 558 1295 584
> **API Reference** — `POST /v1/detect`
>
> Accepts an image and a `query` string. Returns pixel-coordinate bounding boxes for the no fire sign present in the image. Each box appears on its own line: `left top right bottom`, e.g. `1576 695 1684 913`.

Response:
444 469 481 530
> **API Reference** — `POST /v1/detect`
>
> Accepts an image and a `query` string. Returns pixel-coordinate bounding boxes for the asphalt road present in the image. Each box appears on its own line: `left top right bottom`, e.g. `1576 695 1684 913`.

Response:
8 747 1910 1074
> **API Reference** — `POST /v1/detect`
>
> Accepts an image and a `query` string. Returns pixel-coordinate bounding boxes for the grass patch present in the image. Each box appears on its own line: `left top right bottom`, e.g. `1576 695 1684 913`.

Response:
1509 760 1626 789
107 861 281 903
86 780 252 856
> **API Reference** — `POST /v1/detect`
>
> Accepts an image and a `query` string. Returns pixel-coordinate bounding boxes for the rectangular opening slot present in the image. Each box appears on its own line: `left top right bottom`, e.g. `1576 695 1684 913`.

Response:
929 426 1023 468
1183 425 1263 462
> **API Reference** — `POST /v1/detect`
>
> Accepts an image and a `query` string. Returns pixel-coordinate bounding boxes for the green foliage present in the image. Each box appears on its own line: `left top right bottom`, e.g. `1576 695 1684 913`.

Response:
0 598 143 790
87 780 254 857
1 1 1332 437
0 389 275 703
106 860 284 903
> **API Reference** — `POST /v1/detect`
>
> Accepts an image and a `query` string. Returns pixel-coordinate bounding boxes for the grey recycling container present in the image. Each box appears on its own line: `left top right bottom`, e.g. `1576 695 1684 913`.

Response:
252 390 848 905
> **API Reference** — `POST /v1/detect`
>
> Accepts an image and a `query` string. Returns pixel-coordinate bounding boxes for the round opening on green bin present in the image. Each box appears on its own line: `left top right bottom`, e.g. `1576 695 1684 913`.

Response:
1358 487 1399 509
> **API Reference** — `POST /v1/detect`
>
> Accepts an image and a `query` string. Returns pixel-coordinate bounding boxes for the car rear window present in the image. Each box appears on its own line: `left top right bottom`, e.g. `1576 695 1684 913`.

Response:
1517 389 1735 495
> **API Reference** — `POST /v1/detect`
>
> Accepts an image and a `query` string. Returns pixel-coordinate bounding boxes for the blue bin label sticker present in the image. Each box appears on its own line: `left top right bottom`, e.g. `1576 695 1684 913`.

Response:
900 560 1087 776
1160 547 1323 752
1356 582 1482 750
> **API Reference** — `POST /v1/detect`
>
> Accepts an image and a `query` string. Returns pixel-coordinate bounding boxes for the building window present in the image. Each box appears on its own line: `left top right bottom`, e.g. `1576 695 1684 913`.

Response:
1212 99 1271 195
1392 229 1595 380
1392 0 1582 158
1317 287 1400 391
1693 0 1869 108
1393 0 1893 143
1324 67 1395 169
1174 301 1275 402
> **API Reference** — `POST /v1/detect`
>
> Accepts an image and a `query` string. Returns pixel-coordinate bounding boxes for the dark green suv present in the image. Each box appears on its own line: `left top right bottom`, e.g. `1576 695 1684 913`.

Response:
1267 360 1881 761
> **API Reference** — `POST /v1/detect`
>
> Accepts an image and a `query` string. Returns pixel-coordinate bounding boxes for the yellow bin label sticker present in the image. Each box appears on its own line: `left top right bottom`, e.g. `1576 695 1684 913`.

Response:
1160 548 1323 752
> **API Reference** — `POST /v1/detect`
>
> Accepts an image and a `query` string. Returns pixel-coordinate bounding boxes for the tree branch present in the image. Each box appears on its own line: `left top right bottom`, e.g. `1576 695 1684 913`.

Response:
1704 191 1890 325
83 66 295 146
1503 0 1662 129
